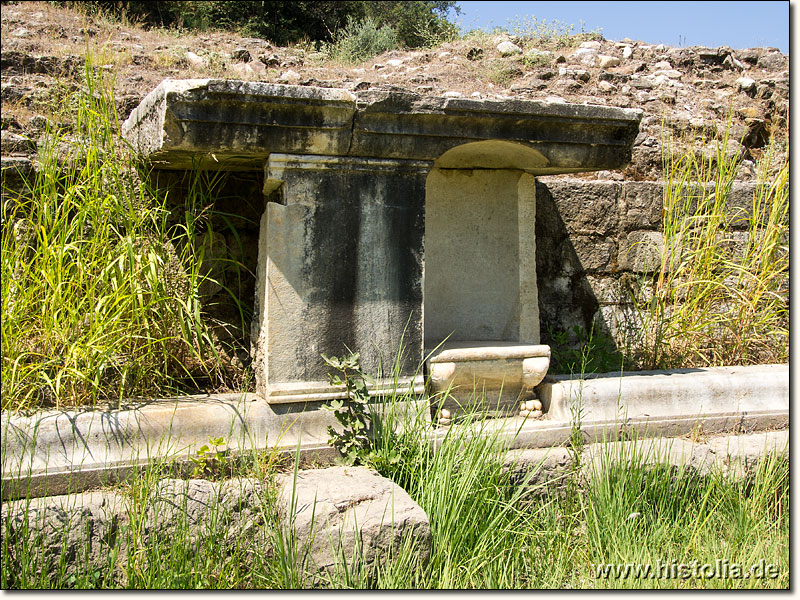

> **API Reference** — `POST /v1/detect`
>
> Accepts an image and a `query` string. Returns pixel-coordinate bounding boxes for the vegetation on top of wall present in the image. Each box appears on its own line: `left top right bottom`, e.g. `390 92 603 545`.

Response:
323 16 399 64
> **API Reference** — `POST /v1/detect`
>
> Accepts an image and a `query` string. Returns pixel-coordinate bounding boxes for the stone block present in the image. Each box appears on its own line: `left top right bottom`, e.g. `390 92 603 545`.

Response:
424 169 538 345
254 154 428 397
583 275 627 305
122 80 359 170
146 478 269 551
567 236 617 273
619 230 664 273
726 182 765 228
705 430 788 479
593 304 643 349
1 491 129 579
123 80 642 175
621 181 663 230
540 180 621 236
427 342 550 413
276 466 431 583
505 446 574 498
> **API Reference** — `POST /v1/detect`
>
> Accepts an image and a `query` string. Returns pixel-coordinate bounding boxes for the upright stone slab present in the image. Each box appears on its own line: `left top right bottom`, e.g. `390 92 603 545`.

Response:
255 154 431 401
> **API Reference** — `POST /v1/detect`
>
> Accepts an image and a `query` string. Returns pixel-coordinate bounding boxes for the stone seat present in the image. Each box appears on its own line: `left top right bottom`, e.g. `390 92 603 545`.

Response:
426 341 550 413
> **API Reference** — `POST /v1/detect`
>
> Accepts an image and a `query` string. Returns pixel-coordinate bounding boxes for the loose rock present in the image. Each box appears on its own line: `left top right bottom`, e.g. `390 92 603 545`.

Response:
276 466 431 584
497 41 523 56
598 55 620 68
231 47 251 62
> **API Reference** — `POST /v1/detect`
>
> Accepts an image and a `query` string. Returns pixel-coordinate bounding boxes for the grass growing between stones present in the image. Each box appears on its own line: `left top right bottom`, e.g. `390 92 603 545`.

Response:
585 439 789 589
1 447 284 589
630 128 789 369
1 50 233 411
0 394 788 589
358 388 788 589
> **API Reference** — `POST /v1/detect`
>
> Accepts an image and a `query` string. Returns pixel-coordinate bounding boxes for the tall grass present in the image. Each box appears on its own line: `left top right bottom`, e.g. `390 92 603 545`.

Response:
1 51 225 410
586 440 789 589
1 447 283 589
631 128 789 369
324 16 398 64
1 379 789 589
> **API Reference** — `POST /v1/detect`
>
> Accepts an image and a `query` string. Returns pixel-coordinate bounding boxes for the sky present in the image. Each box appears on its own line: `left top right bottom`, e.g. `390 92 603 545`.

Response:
453 1 789 53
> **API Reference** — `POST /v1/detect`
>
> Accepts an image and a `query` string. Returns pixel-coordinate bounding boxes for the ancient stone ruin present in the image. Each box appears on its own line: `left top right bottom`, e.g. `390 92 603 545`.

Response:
123 79 642 410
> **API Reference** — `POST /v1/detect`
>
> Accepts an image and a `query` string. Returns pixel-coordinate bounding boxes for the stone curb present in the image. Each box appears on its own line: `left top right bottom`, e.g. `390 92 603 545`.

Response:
2 429 786 584
505 429 789 497
1 364 789 500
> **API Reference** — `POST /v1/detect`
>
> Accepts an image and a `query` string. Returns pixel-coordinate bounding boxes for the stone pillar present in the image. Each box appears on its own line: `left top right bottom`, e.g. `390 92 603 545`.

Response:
253 154 432 403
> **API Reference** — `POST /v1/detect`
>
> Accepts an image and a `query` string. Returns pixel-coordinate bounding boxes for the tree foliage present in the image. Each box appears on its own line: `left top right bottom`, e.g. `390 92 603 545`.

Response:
57 1 459 48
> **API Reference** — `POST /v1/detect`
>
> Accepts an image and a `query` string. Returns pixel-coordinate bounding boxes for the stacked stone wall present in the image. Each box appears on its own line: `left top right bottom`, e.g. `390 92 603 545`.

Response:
534 178 768 352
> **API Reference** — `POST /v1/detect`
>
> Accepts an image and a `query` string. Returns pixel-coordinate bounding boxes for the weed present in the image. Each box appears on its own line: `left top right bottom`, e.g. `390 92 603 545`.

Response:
508 14 575 49
521 49 552 69
322 352 374 464
0 48 227 410
548 323 623 375
484 59 523 87
189 436 228 478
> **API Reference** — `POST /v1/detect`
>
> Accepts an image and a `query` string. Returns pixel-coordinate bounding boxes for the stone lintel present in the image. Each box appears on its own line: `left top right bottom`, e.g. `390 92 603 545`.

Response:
122 79 642 173
122 79 358 171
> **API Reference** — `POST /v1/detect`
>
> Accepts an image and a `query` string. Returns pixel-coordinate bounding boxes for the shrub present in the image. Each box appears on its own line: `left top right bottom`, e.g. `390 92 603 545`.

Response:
324 16 398 64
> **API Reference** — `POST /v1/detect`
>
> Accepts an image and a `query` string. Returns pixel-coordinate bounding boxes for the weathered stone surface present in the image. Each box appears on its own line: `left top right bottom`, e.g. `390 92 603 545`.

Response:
619 230 663 272
583 275 627 305
583 438 716 482
756 51 786 71
0 50 82 76
123 79 642 174
0 155 34 192
506 429 788 501
146 478 269 551
1 130 35 153
505 446 574 498
276 466 430 581
726 182 765 228
425 169 538 345
567 236 616 273
598 55 620 68
254 154 428 398
231 47 251 62
540 180 621 236
705 430 788 478
620 181 663 230
427 341 550 412
122 80 358 170
497 41 522 56
1 491 128 578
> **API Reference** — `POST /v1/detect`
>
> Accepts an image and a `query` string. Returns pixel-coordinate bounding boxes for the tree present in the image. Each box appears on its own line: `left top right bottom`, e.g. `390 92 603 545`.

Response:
56 1 460 48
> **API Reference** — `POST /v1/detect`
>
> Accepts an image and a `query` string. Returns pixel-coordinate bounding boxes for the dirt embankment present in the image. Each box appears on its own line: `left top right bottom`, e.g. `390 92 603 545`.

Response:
1 1 789 181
